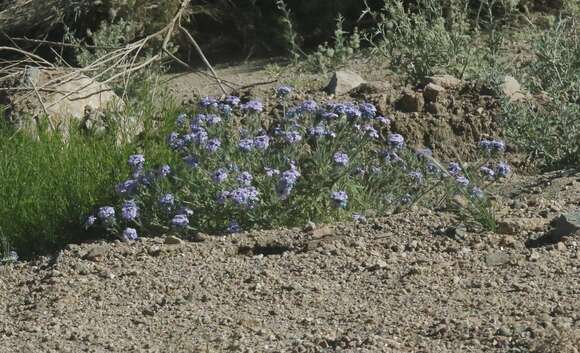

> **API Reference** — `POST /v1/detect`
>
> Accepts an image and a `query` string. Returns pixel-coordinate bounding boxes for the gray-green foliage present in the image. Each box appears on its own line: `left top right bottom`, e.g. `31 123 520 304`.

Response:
364 0 473 83
501 17 580 169
305 15 361 73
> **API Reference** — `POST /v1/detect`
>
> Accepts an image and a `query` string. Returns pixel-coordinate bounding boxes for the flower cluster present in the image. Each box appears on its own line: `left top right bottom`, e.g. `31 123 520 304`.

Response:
85 91 509 239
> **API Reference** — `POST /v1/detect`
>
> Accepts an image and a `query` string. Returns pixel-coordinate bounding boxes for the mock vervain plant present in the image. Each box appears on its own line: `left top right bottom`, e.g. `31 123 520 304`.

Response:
86 87 509 240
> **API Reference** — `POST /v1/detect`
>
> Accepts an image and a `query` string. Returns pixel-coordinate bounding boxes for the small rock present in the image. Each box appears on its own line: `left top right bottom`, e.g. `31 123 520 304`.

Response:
485 252 511 266
550 212 580 238
528 250 541 262
501 75 527 102
83 246 107 262
192 232 210 242
147 245 162 257
164 235 183 245
396 89 424 113
555 242 567 252
303 221 316 232
498 217 545 235
426 74 462 89
325 70 365 96
423 83 445 102
308 225 334 238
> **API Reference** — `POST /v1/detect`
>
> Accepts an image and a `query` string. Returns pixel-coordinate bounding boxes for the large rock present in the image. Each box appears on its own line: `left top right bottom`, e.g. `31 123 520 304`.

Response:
500 76 527 102
1 67 138 141
426 75 462 89
325 70 366 96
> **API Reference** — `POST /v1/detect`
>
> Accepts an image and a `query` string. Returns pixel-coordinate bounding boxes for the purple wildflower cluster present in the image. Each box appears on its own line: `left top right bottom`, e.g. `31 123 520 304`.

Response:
86 88 513 239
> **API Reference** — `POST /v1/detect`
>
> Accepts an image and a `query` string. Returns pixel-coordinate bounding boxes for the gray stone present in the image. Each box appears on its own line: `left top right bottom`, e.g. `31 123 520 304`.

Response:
550 212 580 238
500 76 527 102
485 252 511 266
325 70 365 96
426 74 462 89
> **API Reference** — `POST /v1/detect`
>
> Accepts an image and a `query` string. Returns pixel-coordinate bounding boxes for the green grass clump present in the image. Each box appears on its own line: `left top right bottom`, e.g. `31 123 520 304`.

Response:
0 127 133 257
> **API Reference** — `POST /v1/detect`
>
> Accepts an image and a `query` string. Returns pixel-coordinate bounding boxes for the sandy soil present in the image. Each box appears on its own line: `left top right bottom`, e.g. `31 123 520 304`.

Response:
1 170 579 353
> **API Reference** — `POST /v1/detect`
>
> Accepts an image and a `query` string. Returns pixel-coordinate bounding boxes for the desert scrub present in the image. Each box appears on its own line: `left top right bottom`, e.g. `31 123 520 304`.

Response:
501 17 580 169
364 0 474 83
304 15 361 73
86 88 508 240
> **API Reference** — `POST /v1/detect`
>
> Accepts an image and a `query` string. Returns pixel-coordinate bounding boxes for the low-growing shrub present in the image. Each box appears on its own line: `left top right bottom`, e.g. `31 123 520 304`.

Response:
86 88 509 240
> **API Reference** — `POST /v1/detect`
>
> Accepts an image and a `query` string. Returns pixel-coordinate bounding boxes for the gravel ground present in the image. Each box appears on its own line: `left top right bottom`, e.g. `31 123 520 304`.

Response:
1 173 580 353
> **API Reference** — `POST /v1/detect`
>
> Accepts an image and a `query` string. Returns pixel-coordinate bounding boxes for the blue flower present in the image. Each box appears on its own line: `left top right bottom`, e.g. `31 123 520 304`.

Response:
480 166 495 178
376 116 391 125
284 131 302 144
387 133 405 149
330 191 348 209
237 172 254 186
333 152 349 166
176 113 187 128
97 206 115 221
456 176 470 187
200 96 219 110
239 138 254 152
84 215 97 229
223 95 241 107
254 135 270 151
171 214 189 229
212 168 228 183
159 194 175 210
122 227 139 241
276 167 301 199
363 125 379 139
116 179 139 196
299 100 318 114
230 186 260 208
447 162 462 176
177 207 194 217
479 139 505 152
359 102 377 118
276 85 293 97
205 114 222 125
121 200 139 221
206 138 221 153
496 162 511 178
344 103 362 120
157 165 171 178
128 154 145 169
227 220 241 233
241 100 263 113
189 126 208 145
219 103 233 116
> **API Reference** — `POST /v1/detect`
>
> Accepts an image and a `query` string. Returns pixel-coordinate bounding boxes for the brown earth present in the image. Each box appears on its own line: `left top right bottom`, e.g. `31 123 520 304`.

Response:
1 170 579 353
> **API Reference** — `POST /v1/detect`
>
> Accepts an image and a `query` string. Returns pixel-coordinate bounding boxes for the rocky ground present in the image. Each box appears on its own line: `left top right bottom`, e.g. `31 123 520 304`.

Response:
1 169 579 353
